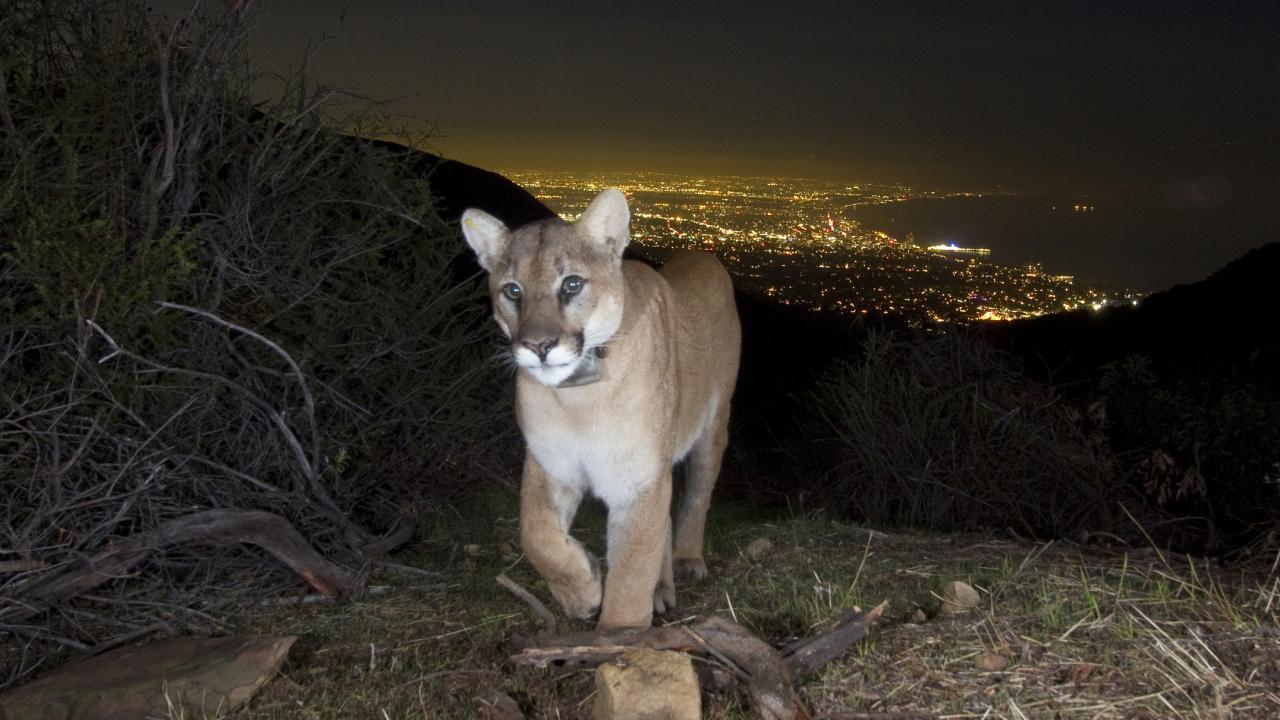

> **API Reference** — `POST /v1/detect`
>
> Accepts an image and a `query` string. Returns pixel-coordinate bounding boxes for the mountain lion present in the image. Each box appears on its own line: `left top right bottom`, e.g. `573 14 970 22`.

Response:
461 188 741 628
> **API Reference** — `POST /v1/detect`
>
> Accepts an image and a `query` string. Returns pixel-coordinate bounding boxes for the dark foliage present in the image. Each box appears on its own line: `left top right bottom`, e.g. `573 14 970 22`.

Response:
0 0 512 685
990 243 1280 549
801 329 1130 539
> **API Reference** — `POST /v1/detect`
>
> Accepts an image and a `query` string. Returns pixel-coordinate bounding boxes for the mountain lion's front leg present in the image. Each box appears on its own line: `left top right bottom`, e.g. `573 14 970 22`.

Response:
598 472 673 629
519 455 602 621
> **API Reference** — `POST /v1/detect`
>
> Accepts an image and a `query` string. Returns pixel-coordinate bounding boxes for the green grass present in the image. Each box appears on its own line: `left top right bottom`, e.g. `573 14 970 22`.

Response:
227 499 1280 719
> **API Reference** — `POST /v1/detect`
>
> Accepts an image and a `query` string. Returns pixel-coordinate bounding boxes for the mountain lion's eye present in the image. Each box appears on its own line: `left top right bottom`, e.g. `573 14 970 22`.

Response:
561 275 585 296
501 283 522 301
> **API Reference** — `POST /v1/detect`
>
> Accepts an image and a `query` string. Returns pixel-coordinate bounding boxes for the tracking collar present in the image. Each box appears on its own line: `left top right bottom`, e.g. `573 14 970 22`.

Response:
556 346 608 388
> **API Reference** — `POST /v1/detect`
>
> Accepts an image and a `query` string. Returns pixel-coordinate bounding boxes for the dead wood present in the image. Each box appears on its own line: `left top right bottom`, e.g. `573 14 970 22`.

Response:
0 560 45 573
360 517 416 559
496 574 557 634
507 596 886 720
691 617 810 720
511 617 813 720
13 509 356 621
814 707 936 712
783 601 888 681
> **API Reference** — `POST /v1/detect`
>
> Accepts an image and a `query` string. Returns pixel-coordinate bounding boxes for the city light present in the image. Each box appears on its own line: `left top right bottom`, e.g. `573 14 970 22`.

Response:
509 171 1143 325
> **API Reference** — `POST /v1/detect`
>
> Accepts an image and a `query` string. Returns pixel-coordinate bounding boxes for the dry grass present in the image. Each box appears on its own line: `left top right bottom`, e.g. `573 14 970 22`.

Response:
229 502 1280 719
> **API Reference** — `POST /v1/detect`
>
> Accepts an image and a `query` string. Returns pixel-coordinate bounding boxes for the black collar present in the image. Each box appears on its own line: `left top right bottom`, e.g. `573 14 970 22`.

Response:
556 346 607 388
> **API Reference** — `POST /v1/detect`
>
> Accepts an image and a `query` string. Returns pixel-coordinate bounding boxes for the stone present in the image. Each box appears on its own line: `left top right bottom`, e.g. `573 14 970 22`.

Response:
1062 662 1100 683
0 635 295 720
909 608 929 624
975 652 1010 671
593 649 700 720
939 580 981 614
743 538 774 561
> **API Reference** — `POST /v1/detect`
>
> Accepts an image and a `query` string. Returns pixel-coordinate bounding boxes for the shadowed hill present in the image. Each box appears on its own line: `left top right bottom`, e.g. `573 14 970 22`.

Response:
987 242 1280 391
369 142 556 229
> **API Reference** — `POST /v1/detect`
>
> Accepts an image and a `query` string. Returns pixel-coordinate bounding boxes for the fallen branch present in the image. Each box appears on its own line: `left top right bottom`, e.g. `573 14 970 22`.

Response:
0 560 45 573
512 618 806 719
360 518 416 559
814 707 936 712
507 593 885 720
10 509 356 623
783 601 888 681
496 574 557 635
690 617 808 720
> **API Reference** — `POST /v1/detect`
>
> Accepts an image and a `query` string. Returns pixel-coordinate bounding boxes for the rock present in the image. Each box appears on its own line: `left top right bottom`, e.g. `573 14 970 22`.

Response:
1062 662 1100 683
975 652 1010 671
743 538 774 561
0 635 295 720
593 649 700 720
939 580 981 614
464 543 482 556
909 608 929 624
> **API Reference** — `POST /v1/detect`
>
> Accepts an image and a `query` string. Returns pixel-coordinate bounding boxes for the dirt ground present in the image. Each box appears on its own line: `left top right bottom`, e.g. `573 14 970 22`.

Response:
238 502 1280 719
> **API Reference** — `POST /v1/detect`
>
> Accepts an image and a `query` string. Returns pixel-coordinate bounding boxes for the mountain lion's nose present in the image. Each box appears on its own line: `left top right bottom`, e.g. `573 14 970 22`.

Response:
521 337 559 362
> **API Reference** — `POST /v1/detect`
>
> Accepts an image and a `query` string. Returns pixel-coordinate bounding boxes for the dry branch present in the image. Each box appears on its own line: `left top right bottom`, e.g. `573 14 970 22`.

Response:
509 602 890 712
360 518 416 560
495 574 557 634
783 601 888 680
513 618 806 719
691 617 809 720
507 591 884 720
11 509 355 623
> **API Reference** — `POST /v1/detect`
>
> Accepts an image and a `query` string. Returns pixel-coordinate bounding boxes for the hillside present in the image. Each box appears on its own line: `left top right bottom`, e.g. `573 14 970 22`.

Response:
988 242 1280 389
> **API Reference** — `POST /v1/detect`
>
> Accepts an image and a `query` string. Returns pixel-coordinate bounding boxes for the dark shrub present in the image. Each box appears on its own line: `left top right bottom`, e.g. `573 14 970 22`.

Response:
806 329 1126 538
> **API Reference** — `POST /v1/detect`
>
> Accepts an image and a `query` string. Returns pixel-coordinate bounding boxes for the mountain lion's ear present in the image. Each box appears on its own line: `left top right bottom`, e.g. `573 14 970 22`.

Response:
461 208 510 272
576 188 630 256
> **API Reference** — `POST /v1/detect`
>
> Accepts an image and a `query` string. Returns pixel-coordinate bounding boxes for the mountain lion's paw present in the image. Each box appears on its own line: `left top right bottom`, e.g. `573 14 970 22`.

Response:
673 557 708 581
653 579 676 615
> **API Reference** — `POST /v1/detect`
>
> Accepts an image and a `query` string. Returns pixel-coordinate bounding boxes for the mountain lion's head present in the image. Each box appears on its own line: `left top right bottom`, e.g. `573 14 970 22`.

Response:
462 188 630 386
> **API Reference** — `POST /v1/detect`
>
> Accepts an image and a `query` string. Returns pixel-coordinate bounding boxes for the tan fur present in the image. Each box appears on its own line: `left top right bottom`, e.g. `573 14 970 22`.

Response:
461 189 741 628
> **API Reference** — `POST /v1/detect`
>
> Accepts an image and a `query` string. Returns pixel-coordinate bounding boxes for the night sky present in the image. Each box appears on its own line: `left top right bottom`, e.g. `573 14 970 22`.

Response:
147 1 1280 287
152 0 1279 189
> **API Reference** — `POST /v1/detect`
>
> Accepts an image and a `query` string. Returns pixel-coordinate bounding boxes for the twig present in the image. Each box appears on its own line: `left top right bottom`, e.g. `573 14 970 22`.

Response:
84 318 356 535
79 621 175 658
152 27 177 198
496 574 557 634
11 509 357 624
361 520 416 560
2 624 90 651
1120 502 1171 570
156 302 322 484
814 707 936 712
0 561 46 574
0 64 17 139
377 561 444 581
683 625 750 682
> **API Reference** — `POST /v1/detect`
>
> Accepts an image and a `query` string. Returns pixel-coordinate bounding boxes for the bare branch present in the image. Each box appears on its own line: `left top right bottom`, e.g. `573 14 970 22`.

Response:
12 509 356 622
496 574 556 634
156 301 322 479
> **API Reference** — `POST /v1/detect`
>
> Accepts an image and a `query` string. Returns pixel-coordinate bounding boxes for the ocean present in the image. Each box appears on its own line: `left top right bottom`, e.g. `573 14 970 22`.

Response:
846 188 1278 292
